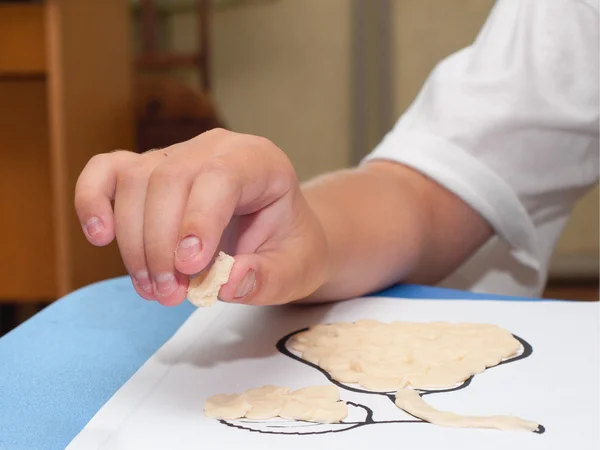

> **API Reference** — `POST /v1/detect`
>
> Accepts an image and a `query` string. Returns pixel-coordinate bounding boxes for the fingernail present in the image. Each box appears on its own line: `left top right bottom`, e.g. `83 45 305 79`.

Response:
235 270 256 298
155 273 178 296
176 235 201 262
133 270 152 293
84 217 103 237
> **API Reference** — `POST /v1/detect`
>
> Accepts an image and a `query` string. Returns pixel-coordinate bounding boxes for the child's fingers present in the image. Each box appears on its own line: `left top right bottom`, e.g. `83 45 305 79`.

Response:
218 246 304 306
218 192 329 306
142 162 196 306
173 166 241 276
113 163 156 301
74 151 138 246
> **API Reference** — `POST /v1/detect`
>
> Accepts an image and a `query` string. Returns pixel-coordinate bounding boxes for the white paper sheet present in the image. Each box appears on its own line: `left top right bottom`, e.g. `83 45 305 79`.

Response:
67 298 600 450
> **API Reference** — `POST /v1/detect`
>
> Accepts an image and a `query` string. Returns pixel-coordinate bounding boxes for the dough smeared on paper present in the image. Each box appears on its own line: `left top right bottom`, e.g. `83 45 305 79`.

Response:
204 393 251 420
244 386 290 420
394 388 540 432
204 385 348 424
288 321 521 391
204 320 538 431
187 251 235 307
279 386 347 423
285 320 538 431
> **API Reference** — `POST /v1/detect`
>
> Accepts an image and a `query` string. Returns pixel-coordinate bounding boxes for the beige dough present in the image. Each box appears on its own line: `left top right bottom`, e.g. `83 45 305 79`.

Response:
206 320 536 430
244 385 289 420
204 393 251 420
187 251 235 307
394 388 539 432
279 398 348 423
288 385 340 404
288 321 521 391
279 385 347 423
204 385 348 423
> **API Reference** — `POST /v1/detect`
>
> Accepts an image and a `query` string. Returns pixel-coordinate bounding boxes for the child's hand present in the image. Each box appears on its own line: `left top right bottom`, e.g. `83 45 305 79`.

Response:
75 129 329 306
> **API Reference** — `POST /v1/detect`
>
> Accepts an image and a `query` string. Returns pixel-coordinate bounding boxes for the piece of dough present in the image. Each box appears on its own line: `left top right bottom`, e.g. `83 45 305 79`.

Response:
279 386 347 423
310 402 348 423
289 385 340 404
204 393 251 420
278 397 315 421
394 388 540 432
360 375 409 391
204 385 347 424
288 321 522 392
187 251 235 307
279 398 348 423
245 386 289 420
206 320 534 430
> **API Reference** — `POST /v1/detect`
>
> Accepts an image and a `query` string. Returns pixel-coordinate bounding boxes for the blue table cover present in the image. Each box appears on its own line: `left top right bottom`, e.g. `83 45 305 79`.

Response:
0 277 544 450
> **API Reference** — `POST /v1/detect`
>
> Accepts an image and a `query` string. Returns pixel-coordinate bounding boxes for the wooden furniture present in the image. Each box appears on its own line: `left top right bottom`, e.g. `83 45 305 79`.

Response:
133 0 223 153
137 0 211 91
0 1 134 302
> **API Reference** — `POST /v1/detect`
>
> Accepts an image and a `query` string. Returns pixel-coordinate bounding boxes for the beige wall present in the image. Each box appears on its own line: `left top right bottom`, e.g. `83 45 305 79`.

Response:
389 0 598 275
169 0 351 181
391 0 495 116
157 0 598 275
549 187 599 277
556 189 599 253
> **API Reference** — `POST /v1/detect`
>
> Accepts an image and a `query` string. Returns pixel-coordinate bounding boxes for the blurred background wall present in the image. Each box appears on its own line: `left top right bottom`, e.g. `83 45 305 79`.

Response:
158 0 598 283
1 0 597 335
143 0 352 181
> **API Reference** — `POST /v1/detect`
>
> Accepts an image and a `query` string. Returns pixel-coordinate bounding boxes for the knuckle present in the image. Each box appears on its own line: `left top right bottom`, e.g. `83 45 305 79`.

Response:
248 136 295 176
279 153 297 183
251 134 277 151
200 158 238 187
86 152 112 170
201 156 231 175
197 127 229 142
116 163 150 189
88 150 133 167
148 162 187 187
208 127 228 136
237 134 279 157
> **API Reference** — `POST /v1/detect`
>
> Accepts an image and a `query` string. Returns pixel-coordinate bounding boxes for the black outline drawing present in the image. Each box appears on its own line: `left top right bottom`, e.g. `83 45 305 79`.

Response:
220 326 546 435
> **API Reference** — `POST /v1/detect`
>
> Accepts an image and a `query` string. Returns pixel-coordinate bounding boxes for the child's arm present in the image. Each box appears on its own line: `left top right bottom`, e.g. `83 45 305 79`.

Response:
75 130 490 306
301 161 492 302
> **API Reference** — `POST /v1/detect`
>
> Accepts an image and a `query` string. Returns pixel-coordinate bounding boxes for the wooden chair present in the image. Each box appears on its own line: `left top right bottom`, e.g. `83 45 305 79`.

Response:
134 0 225 153
137 0 211 90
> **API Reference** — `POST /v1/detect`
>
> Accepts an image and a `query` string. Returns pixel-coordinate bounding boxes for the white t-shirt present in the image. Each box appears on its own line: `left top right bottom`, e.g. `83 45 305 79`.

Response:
364 0 599 297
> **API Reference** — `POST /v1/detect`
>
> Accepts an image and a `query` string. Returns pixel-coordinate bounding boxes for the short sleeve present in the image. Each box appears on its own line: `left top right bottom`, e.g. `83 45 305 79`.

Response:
363 0 599 270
